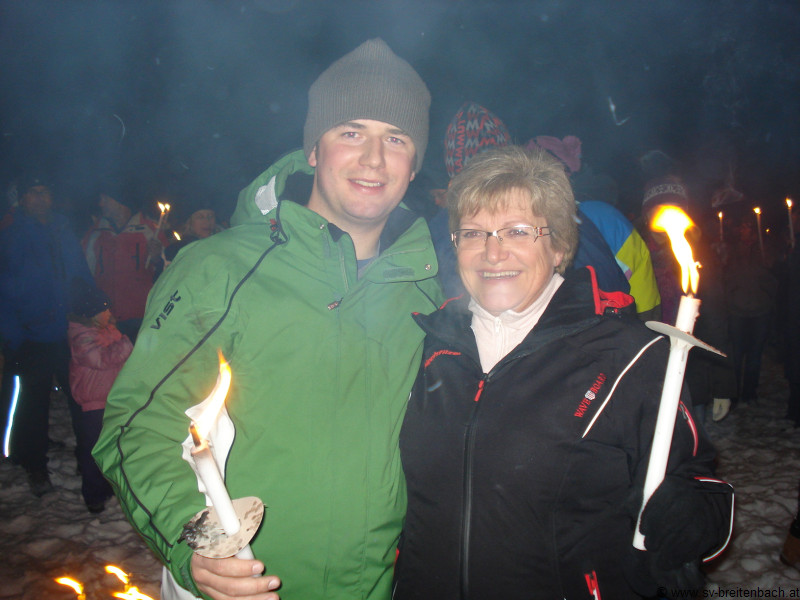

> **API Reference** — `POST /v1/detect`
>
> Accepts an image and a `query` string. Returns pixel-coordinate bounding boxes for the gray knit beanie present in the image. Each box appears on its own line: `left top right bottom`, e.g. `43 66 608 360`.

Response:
303 38 431 172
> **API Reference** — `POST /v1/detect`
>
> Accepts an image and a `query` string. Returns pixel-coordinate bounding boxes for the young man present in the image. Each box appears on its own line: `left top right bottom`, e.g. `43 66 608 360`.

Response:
93 38 442 600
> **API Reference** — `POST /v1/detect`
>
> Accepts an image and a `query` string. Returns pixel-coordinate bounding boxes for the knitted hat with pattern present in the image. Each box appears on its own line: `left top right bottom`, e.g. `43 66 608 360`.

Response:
303 38 431 173
642 175 689 214
444 102 511 178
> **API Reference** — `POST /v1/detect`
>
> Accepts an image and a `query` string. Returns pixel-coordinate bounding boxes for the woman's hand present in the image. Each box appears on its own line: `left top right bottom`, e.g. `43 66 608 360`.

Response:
191 553 281 600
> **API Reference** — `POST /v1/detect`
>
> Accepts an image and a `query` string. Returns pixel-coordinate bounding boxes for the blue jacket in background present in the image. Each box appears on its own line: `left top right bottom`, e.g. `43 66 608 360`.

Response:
0 210 94 350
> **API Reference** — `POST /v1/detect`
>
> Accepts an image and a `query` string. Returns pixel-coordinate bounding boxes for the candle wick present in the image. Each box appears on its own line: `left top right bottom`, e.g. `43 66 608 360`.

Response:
190 424 202 447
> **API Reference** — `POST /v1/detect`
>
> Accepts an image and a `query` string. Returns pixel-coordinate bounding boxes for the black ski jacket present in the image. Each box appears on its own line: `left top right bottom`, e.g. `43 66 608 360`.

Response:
395 268 731 600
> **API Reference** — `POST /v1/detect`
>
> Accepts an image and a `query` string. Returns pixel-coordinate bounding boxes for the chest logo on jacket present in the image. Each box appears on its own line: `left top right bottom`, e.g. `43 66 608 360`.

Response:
574 373 607 418
150 290 182 330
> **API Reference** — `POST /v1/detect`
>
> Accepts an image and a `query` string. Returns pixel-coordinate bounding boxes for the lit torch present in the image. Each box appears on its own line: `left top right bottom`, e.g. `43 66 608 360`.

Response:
633 206 725 550
155 201 171 233
55 577 85 600
145 201 171 269
106 564 156 600
182 351 263 561
754 206 765 260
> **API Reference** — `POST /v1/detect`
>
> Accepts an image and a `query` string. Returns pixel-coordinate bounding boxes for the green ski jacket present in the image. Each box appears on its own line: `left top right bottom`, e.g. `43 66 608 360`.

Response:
94 149 443 599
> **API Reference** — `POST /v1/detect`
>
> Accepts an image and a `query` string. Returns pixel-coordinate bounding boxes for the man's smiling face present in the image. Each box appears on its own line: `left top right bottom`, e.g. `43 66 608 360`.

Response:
307 119 416 234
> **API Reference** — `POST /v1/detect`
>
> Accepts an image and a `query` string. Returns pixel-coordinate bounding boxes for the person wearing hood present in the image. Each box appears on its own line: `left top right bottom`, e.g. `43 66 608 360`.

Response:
162 196 223 267
82 179 169 341
0 173 94 497
94 38 443 600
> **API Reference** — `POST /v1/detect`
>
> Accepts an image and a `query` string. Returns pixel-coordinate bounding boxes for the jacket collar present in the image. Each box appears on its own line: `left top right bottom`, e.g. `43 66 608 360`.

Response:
415 268 632 360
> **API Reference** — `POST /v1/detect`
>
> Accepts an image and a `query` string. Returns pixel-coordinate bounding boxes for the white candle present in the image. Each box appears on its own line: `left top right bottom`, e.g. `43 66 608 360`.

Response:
146 202 171 269
754 207 764 259
156 202 171 233
190 424 255 560
634 205 702 551
718 211 724 243
788 198 794 248
633 294 700 550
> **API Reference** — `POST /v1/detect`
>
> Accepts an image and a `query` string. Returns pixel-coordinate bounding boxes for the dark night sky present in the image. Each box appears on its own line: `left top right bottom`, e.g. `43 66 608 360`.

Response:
1 0 799 232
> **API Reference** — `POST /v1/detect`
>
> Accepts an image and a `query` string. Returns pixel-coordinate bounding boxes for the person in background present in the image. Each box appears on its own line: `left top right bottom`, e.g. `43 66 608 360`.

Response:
433 104 631 302
723 217 779 407
393 146 732 599
67 279 132 513
0 173 94 496
780 220 800 569
639 176 735 423
638 175 688 325
784 208 800 426
94 38 442 600
163 198 223 267
527 135 661 320
82 179 169 342
429 101 513 297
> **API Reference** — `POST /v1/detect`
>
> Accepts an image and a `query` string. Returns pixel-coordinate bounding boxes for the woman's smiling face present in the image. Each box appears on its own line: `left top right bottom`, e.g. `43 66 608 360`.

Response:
456 188 563 316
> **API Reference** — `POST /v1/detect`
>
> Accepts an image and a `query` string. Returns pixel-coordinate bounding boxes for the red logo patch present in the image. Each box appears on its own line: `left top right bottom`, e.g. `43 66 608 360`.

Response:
574 373 607 418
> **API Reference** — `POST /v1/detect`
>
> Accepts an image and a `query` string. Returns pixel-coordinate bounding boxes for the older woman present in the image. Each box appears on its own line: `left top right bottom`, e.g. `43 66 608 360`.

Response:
394 147 732 599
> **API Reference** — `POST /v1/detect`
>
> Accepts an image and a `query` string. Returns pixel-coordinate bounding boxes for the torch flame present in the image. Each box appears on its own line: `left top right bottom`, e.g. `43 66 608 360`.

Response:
55 577 84 596
105 564 130 584
650 206 700 294
193 350 232 440
113 586 156 600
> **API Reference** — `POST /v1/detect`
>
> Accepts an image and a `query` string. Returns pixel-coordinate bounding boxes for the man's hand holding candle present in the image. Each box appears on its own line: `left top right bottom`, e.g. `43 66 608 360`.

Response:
192 555 281 600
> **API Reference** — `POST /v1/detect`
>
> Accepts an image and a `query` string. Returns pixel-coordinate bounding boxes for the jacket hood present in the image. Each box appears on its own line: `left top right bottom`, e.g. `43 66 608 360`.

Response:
232 149 314 227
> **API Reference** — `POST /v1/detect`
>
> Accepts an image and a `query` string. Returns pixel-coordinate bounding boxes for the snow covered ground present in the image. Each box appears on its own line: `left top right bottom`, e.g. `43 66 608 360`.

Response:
1 348 800 599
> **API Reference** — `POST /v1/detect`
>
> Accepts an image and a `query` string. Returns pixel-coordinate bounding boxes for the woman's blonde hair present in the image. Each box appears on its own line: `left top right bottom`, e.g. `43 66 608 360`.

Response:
446 145 579 273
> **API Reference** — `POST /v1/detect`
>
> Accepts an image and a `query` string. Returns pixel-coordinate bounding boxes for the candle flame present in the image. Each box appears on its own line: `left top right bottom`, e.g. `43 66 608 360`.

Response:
718 211 723 219
157 202 171 215
650 206 700 294
193 350 232 440
55 577 83 595
173 230 182 241
754 206 761 215
788 198 794 209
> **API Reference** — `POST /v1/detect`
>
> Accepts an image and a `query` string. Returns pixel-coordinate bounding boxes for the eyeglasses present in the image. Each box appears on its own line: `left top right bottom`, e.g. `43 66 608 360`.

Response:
451 225 552 249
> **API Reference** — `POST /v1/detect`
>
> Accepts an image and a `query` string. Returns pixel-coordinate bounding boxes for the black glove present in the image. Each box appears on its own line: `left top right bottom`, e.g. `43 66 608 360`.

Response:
624 548 705 598
639 474 732 572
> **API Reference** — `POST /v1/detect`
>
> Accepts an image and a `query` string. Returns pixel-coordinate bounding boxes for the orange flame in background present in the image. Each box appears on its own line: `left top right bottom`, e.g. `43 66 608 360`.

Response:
106 565 156 600
650 206 700 295
55 565 155 599
55 577 84 598
105 565 129 584
173 230 182 241
112 586 155 599
193 350 232 440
